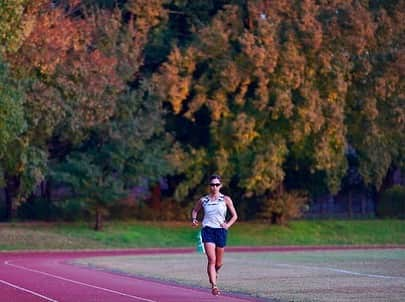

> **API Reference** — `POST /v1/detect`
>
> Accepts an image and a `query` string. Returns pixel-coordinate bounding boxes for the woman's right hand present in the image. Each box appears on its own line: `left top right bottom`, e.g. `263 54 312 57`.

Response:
192 219 199 227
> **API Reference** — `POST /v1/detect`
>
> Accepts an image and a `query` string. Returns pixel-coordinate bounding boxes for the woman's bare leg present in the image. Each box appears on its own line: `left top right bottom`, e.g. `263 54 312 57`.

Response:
215 246 224 274
204 242 217 286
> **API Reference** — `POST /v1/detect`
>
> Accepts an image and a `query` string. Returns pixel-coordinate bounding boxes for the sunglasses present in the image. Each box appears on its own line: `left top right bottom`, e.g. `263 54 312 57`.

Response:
210 183 221 187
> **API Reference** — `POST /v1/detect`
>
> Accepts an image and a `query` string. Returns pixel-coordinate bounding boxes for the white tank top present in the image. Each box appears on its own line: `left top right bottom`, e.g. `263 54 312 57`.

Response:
201 194 227 228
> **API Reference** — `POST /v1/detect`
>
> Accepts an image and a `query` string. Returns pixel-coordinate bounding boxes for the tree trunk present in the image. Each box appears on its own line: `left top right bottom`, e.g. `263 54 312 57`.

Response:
41 179 52 202
377 165 395 204
361 193 366 215
4 174 20 221
40 180 53 220
348 191 353 218
150 183 161 212
320 197 325 216
243 0 253 30
94 208 103 231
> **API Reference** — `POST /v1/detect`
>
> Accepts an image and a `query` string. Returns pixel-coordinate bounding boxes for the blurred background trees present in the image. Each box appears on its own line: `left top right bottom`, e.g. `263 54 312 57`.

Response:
0 0 404 226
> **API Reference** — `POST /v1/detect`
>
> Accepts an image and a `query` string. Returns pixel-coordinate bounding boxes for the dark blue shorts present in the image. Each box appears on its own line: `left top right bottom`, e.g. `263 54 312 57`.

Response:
201 227 228 248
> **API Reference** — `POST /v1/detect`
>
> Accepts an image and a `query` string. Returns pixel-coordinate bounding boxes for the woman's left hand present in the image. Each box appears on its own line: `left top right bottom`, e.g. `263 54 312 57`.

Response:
220 222 229 230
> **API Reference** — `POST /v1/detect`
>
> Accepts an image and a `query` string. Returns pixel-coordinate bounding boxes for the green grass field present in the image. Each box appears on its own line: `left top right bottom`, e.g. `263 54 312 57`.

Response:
0 219 404 250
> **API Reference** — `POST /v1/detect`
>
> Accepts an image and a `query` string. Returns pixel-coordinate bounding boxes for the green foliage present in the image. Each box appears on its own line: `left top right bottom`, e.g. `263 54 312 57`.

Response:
18 146 48 201
0 0 29 54
51 150 127 229
0 59 26 162
377 185 405 218
0 58 27 198
50 80 173 227
18 198 56 221
108 82 174 185
0 64 48 210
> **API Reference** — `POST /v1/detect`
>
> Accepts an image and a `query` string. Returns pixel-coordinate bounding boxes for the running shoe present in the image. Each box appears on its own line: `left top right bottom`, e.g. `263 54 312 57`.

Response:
212 286 220 296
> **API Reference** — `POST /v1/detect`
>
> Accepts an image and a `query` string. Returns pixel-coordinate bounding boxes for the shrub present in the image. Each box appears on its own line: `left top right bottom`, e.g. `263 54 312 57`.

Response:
377 185 405 218
260 191 308 225
0 199 6 221
18 198 87 221
55 199 88 221
18 198 58 220
134 198 189 221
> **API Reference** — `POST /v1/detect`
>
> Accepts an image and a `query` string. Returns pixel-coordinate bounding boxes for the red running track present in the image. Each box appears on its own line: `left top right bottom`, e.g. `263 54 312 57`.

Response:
0 248 271 302
1 246 402 302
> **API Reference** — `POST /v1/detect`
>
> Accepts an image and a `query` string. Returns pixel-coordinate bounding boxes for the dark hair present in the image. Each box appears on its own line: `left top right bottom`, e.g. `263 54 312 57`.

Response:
209 174 221 183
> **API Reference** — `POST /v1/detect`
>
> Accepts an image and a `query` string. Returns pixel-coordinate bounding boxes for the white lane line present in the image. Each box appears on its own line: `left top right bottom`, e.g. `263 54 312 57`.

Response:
323 267 403 279
5 261 157 302
0 279 59 302
275 263 405 280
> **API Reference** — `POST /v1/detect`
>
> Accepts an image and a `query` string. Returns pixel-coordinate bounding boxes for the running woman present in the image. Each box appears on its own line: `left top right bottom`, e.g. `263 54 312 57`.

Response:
191 174 238 296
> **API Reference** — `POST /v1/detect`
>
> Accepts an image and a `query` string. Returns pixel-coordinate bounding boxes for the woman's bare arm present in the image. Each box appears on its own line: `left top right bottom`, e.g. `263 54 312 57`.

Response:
221 196 238 229
191 199 202 226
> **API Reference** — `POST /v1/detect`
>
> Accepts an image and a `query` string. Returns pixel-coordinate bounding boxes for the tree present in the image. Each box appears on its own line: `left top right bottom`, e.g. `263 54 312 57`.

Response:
153 3 345 201
1 1 119 219
1 0 403 223
0 60 25 161
153 0 404 222
345 0 405 191
1 0 170 221
52 147 127 230
0 59 27 219
52 83 173 230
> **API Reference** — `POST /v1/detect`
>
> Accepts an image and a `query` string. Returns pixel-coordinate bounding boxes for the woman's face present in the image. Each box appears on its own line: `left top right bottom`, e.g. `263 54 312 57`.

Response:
209 178 222 192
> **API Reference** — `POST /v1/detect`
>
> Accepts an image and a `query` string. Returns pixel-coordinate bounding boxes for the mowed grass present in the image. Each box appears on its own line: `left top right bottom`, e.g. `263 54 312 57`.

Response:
0 219 404 251
230 219 405 246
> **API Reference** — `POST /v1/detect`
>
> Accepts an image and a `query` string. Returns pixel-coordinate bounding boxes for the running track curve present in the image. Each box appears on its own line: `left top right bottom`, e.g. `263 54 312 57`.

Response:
0 246 402 302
